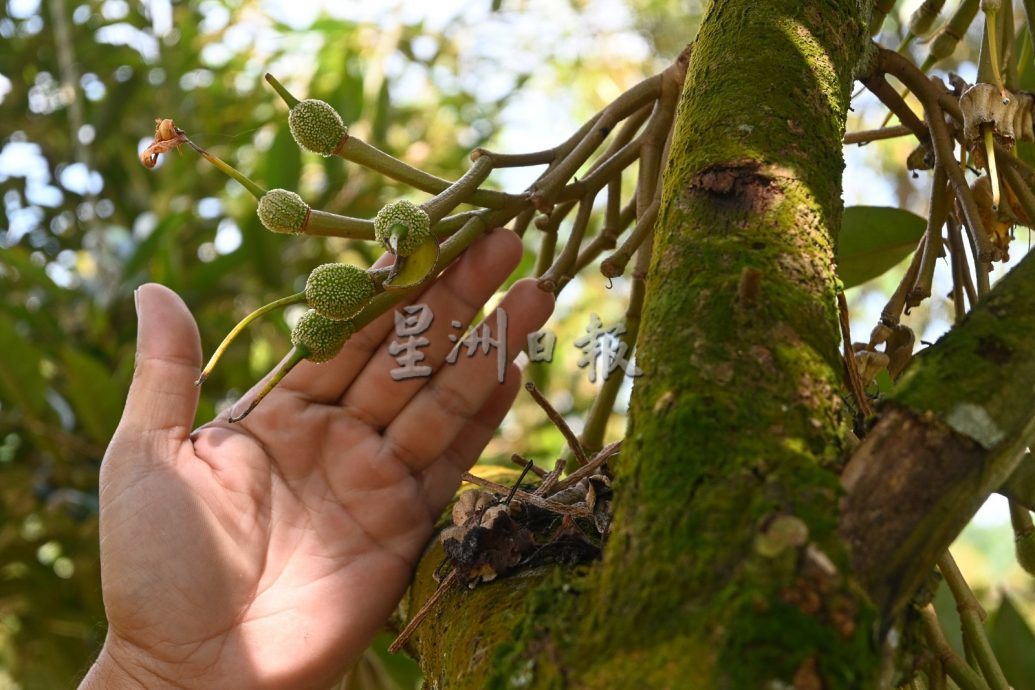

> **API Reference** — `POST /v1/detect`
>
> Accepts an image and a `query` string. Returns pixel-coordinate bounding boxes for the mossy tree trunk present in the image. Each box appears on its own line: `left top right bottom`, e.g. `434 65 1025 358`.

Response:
405 2 899 687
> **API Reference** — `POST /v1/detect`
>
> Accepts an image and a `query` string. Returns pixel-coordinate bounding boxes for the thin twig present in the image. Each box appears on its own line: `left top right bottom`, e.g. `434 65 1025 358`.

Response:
460 472 593 517
636 65 680 216
471 147 553 168
511 453 547 478
919 604 992 690
538 189 599 292
838 292 873 419
336 135 511 209
555 133 645 204
477 108 606 172
524 382 588 466
927 657 947 690
534 221 559 278
553 441 622 493
937 551 1009 690
573 239 651 468
510 206 536 238
388 569 459 654
997 142 1035 184
531 73 663 207
601 192 660 278
574 199 637 274
908 166 951 307
877 48 994 272
862 74 930 144
946 216 978 317
422 154 496 223
535 459 567 497
843 124 915 145
505 461 536 505
881 233 927 325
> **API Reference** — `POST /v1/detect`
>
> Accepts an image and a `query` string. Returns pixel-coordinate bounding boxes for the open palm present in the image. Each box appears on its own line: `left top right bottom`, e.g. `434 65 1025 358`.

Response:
86 231 552 690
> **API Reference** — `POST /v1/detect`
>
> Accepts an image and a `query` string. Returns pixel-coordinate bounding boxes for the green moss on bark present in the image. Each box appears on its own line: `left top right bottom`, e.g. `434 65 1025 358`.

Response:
890 254 1035 447
406 2 881 687
566 1 880 686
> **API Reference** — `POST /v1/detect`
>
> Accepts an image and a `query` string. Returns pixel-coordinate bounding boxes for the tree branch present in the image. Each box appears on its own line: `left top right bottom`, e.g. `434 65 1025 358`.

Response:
840 249 1035 618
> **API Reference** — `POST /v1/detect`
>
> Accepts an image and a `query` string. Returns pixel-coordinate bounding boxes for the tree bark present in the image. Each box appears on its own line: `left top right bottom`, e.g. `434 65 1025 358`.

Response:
841 248 1035 620
403 2 888 687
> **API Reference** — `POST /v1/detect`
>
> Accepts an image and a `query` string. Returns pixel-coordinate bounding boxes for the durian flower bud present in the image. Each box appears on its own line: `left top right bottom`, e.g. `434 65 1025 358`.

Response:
373 200 432 257
289 99 348 156
258 188 309 234
305 263 375 320
291 309 354 363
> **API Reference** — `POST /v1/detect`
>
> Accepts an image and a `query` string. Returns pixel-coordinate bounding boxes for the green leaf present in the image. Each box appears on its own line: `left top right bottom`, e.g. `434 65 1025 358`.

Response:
261 124 302 192
932 580 964 657
837 206 927 288
59 347 123 444
121 211 189 282
988 594 1035 687
0 317 48 418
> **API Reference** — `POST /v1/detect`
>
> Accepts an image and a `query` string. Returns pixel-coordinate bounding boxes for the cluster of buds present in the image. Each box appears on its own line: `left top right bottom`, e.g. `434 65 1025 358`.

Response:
138 49 689 424
140 79 452 420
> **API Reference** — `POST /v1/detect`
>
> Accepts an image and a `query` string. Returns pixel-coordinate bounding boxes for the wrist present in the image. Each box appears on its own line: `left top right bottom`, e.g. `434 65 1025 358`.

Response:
79 637 185 690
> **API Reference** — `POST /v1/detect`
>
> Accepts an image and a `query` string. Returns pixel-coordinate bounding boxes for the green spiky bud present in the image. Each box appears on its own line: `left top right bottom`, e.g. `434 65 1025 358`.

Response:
291 309 354 363
304 263 374 320
289 99 347 156
258 189 309 234
373 200 431 257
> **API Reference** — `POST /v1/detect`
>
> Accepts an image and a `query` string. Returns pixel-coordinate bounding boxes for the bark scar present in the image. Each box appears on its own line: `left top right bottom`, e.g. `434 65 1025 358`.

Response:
687 159 784 216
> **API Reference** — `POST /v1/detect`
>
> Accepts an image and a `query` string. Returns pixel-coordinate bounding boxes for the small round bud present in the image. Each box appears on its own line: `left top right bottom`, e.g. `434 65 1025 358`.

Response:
305 263 374 320
289 99 347 156
290 309 353 363
373 200 431 257
258 189 309 234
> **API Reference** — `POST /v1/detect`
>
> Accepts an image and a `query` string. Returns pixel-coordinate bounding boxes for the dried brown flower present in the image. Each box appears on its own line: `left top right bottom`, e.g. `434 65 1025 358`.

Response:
140 118 188 168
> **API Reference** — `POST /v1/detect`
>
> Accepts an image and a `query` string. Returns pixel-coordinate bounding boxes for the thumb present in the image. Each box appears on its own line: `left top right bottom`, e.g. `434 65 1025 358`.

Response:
117 283 202 444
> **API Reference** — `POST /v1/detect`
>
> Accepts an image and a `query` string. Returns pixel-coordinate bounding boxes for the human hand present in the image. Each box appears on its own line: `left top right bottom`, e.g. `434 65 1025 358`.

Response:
80 230 553 690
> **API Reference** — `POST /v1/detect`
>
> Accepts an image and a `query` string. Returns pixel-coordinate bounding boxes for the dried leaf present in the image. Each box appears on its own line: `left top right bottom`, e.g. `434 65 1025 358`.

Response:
969 175 1020 262
441 504 534 585
451 489 494 526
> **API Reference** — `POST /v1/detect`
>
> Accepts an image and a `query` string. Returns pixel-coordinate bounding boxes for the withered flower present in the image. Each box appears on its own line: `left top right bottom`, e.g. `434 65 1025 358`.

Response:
140 118 188 169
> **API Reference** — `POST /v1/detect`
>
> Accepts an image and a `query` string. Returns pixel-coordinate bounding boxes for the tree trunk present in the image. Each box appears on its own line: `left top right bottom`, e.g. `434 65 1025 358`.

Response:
404 2 887 687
